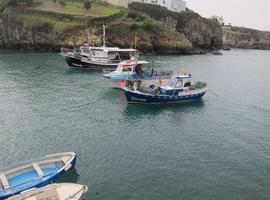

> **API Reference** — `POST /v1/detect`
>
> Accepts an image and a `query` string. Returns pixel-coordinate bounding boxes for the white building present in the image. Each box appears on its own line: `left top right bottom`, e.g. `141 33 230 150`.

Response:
132 0 186 12
103 0 186 13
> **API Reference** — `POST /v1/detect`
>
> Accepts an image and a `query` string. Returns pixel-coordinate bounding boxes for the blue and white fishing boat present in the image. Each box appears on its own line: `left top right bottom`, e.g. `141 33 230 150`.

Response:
102 60 172 89
0 152 76 199
124 74 208 104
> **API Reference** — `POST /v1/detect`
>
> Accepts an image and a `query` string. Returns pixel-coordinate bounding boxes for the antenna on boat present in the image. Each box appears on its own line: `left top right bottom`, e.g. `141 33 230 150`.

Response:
91 25 96 47
85 14 90 45
103 23 106 47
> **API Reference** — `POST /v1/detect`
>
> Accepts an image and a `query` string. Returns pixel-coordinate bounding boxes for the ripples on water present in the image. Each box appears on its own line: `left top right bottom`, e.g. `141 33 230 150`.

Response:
0 49 269 200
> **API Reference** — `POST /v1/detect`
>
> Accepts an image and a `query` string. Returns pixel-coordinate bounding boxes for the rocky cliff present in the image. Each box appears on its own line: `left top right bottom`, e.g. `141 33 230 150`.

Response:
129 3 223 50
0 2 223 54
222 26 270 50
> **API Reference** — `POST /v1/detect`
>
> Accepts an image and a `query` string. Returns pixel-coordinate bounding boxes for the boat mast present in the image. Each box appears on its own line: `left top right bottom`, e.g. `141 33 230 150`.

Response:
103 23 106 47
134 32 137 50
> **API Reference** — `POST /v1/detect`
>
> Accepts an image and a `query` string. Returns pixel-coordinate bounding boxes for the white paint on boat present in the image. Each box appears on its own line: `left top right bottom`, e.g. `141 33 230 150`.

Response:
7 183 88 200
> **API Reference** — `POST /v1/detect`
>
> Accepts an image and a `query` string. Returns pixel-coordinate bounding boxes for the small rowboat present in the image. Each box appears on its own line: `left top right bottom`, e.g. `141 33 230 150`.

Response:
8 183 88 200
0 152 76 200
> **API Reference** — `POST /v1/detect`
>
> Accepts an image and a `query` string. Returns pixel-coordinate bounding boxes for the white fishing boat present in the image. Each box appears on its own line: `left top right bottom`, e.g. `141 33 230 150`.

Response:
60 25 139 70
8 183 88 200
102 60 172 89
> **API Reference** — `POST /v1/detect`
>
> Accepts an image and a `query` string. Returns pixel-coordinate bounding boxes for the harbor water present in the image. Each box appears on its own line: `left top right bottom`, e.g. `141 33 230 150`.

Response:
0 49 269 200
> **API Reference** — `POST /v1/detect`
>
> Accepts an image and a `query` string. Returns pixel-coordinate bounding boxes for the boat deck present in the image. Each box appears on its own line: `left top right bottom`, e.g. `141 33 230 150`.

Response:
8 167 58 188
0 166 59 196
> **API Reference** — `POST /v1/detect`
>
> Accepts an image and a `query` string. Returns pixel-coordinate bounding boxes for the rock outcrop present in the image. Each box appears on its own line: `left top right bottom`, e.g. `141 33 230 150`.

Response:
129 3 223 50
222 26 270 50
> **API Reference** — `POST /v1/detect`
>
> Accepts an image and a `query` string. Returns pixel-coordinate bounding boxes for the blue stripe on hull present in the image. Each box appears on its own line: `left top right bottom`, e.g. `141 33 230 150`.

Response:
64 56 118 70
125 91 206 104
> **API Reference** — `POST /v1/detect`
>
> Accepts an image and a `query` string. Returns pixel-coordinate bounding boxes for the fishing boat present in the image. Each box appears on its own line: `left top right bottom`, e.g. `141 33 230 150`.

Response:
102 60 172 89
8 183 88 200
60 25 139 70
124 73 208 104
0 152 76 199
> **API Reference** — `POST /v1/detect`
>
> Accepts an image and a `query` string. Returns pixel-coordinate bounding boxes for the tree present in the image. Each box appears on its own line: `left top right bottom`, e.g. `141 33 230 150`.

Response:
8 0 18 7
21 0 34 6
59 0 65 7
84 0 91 10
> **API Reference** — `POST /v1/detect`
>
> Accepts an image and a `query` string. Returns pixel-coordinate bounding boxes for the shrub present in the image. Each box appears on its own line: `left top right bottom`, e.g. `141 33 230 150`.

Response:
8 0 18 7
130 23 140 30
22 0 34 6
84 0 91 10
142 19 154 31
7 0 34 7
59 0 65 7
127 10 144 21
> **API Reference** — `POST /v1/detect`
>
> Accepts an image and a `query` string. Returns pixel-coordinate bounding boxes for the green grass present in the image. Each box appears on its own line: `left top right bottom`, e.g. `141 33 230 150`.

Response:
33 0 122 17
18 12 81 32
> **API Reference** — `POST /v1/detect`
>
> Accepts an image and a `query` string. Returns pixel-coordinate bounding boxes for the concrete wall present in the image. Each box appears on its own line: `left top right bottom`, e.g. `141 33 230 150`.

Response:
132 0 186 12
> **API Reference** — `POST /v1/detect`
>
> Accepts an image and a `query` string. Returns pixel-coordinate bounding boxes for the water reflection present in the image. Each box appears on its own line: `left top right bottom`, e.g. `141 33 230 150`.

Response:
56 167 80 183
123 99 205 117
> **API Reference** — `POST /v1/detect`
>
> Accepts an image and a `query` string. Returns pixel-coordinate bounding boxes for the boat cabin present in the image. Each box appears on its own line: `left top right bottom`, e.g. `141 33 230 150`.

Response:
114 61 150 75
80 46 139 64
159 74 193 95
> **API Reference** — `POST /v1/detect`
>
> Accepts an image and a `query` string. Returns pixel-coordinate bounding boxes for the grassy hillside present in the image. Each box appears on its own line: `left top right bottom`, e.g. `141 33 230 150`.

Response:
29 0 123 17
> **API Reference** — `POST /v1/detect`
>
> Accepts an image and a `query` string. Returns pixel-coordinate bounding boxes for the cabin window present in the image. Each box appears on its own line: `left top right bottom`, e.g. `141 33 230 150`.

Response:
184 82 191 87
175 80 183 88
82 49 90 54
169 79 177 87
119 52 131 60
122 67 132 72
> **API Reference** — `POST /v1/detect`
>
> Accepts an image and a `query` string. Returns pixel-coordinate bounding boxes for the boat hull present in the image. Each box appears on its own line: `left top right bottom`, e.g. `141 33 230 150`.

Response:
64 56 119 70
0 152 77 200
8 183 87 200
103 76 170 89
124 88 207 104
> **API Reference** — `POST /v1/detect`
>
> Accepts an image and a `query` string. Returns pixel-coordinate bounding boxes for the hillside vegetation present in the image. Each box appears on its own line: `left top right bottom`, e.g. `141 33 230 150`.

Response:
0 0 223 53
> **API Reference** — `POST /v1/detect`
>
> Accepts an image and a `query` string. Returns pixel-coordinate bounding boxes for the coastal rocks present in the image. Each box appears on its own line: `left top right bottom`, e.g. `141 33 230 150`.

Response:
0 14 23 49
106 22 192 54
176 14 223 50
130 3 223 51
222 26 270 50
0 13 88 51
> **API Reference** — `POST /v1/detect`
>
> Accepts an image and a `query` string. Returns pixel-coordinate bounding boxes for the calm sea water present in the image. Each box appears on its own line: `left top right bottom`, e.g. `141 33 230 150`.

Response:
0 49 269 200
